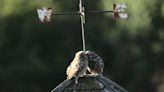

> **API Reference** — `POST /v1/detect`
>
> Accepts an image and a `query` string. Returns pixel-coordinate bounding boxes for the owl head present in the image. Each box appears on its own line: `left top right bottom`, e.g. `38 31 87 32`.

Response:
75 51 88 61
85 50 98 61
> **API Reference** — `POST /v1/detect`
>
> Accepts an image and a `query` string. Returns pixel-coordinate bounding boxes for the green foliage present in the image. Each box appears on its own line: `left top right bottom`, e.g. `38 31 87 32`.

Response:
0 0 164 92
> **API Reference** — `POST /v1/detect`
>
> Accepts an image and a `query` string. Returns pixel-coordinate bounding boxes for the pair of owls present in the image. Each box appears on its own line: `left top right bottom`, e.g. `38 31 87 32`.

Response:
66 50 104 83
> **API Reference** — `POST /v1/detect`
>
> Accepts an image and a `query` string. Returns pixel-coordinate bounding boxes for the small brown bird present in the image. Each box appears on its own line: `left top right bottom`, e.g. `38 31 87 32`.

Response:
66 51 88 84
85 50 104 76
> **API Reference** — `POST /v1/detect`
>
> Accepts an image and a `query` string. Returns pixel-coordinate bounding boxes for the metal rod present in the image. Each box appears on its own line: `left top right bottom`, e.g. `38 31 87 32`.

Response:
86 10 113 13
53 12 78 15
79 0 86 52
80 15 86 52
52 10 113 15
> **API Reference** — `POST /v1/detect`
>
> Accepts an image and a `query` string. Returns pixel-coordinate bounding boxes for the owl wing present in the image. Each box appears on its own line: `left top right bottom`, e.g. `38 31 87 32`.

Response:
66 60 81 79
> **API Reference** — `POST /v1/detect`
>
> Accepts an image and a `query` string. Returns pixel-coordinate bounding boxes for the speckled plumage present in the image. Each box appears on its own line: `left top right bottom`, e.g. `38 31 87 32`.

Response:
85 50 104 75
66 51 88 83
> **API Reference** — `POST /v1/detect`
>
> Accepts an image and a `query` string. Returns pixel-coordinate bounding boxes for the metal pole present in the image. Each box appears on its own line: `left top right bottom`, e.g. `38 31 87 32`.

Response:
79 0 86 52
86 10 113 13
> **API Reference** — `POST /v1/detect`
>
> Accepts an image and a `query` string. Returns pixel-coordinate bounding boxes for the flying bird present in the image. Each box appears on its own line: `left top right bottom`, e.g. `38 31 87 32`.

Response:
66 51 88 84
85 50 104 76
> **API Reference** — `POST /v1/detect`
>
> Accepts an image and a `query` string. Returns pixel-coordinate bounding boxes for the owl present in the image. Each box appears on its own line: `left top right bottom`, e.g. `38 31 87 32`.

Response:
85 50 104 75
37 7 52 23
66 51 88 84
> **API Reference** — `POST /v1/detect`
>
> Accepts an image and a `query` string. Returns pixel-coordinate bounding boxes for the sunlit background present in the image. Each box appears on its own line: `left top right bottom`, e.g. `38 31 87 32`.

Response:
0 0 164 92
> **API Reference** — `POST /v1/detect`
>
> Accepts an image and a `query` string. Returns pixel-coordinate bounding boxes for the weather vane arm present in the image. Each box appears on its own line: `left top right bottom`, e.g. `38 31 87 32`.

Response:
36 3 128 22
52 10 113 16
53 12 78 15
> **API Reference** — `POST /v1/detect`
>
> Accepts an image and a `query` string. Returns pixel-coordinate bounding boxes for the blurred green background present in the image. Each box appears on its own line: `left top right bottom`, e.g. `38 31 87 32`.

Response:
0 0 164 92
